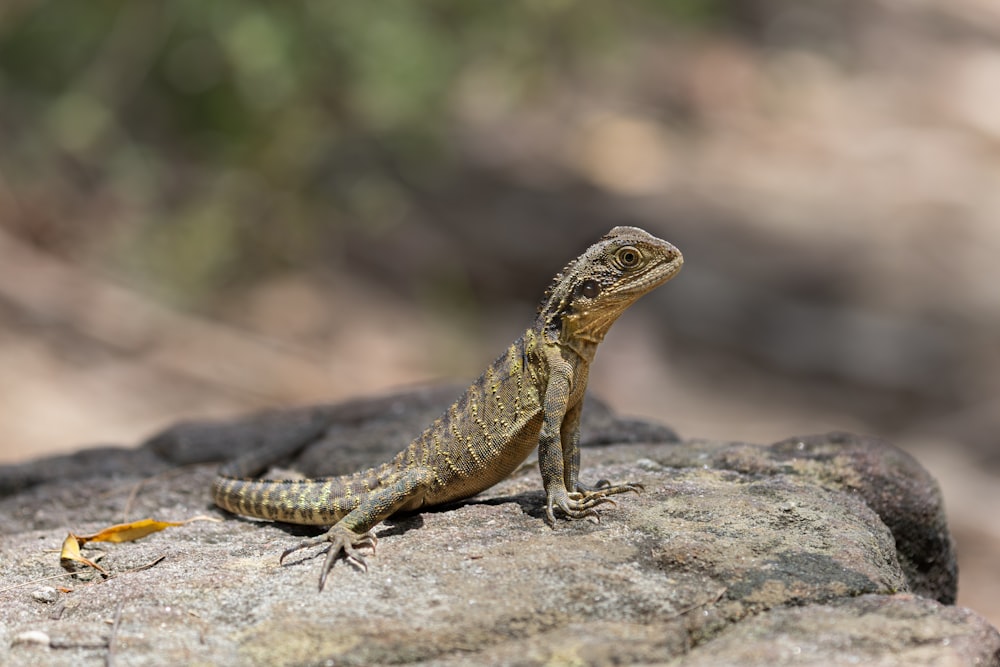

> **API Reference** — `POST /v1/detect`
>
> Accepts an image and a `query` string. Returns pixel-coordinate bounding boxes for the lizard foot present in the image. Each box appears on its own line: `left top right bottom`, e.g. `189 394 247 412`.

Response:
279 524 377 591
545 488 617 525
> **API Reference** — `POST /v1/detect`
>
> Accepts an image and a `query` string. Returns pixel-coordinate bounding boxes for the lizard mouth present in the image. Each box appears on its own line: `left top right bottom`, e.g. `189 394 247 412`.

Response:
621 246 683 296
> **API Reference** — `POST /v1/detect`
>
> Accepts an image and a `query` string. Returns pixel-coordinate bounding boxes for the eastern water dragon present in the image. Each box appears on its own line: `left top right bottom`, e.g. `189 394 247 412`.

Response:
212 226 683 590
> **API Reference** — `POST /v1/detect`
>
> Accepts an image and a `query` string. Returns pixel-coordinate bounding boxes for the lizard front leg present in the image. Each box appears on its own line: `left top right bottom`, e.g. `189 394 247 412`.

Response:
538 355 618 524
559 399 643 503
280 467 436 591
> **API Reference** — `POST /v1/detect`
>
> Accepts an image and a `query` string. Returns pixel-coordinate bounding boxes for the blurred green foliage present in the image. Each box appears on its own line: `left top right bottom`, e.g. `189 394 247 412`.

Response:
0 1 722 304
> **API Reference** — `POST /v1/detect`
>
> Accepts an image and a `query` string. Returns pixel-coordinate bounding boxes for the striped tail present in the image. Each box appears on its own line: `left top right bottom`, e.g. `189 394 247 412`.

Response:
212 474 361 526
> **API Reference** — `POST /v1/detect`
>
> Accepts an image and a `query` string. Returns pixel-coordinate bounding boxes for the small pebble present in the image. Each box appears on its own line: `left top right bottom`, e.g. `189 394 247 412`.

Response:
31 587 59 604
635 458 662 471
12 630 51 646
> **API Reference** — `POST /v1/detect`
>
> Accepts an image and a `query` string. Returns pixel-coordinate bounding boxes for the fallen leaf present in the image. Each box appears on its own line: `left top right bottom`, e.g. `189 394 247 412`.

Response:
74 516 217 545
59 534 108 575
60 516 218 574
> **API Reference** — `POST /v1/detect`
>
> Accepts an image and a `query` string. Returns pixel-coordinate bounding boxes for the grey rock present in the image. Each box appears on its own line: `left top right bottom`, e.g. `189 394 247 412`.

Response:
11 630 50 647
30 587 58 604
655 432 957 603
0 388 994 666
672 594 1000 667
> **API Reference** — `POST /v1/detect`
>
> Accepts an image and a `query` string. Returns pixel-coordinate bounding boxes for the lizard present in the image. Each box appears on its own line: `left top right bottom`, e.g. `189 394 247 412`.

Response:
212 225 683 590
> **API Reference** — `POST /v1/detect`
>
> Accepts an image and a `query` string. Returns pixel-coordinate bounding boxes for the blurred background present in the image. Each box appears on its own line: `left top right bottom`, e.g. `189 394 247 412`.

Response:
1 0 998 624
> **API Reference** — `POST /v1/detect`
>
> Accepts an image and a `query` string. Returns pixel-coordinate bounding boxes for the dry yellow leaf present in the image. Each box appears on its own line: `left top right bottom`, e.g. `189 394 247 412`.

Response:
59 533 109 574
60 515 218 574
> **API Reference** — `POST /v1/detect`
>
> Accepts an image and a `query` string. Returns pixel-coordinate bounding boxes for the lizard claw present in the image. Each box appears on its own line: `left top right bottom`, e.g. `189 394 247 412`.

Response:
575 480 644 498
279 524 377 591
545 489 616 525
544 478 644 525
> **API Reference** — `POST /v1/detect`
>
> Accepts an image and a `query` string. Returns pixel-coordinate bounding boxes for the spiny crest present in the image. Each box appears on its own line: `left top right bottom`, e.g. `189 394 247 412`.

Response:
536 260 576 318
536 228 616 314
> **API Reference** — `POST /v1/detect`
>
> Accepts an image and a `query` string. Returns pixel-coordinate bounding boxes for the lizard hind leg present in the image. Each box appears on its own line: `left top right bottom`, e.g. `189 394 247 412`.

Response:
280 523 378 591
279 466 437 591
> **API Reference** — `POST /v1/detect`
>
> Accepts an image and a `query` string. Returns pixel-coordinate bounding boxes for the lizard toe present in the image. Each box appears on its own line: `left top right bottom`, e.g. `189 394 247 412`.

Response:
560 503 601 522
567 492 617 510
576 480 644 499
279 534 328 565
547 489 615 523
277 524 376 591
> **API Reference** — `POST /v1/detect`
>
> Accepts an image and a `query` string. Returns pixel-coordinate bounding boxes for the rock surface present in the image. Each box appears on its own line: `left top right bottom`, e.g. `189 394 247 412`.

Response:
0 387 996 666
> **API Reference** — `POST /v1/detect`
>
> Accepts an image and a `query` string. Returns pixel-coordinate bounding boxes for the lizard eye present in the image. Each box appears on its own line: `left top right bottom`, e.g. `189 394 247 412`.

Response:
615 246 641 269
578 279 600 298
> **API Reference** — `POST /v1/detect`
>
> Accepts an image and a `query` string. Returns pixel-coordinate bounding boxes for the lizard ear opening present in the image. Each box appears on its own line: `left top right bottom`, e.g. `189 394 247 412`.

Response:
578 279 601 299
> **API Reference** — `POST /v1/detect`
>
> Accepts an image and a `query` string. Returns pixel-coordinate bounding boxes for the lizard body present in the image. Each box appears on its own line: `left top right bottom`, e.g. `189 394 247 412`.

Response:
212 226 682 589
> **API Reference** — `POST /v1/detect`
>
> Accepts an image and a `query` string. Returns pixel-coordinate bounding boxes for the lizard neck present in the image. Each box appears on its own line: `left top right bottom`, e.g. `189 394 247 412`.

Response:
536 320 600 367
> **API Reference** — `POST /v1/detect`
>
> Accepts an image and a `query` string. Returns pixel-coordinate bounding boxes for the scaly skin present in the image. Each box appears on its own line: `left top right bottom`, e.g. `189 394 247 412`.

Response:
212 226 683 590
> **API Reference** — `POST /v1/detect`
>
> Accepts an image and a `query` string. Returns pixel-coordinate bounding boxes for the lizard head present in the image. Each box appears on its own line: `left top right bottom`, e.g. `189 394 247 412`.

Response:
537 226 683 347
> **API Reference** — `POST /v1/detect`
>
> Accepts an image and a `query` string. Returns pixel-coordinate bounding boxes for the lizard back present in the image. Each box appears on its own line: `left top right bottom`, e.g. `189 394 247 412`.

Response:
211 327 550 524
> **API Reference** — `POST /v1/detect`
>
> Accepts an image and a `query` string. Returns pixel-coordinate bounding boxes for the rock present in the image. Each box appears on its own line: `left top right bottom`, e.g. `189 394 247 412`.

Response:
0 445 166 498
672 594 1000 667
30 587 58 604
0 387 994 666
10 630 50 647
655 432 958 604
